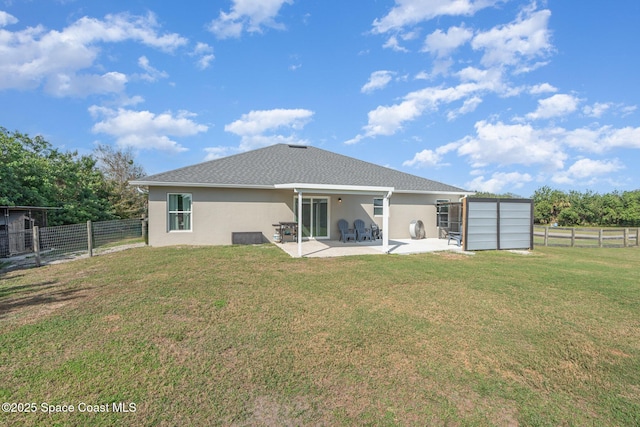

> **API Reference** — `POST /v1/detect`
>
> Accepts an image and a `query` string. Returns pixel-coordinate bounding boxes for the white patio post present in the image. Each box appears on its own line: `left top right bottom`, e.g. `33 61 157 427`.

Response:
297 190 303 257
382 191 391 253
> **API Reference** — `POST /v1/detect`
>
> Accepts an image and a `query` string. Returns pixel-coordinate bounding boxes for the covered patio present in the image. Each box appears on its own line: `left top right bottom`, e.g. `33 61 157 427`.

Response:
275 237 466 258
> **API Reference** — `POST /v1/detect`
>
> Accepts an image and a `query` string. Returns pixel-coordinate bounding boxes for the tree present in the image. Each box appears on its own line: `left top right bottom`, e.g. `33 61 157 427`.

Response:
532 186 570 225
93 144 147 219
1 127 53 206
0 127 116 225
621 190 640 227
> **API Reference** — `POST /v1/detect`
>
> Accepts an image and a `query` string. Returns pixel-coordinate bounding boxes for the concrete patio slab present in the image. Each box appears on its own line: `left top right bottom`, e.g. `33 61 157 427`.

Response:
275 237 466 258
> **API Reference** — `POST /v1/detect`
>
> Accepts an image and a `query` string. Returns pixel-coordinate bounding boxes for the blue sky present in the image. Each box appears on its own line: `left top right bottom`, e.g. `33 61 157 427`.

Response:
2 0 640 196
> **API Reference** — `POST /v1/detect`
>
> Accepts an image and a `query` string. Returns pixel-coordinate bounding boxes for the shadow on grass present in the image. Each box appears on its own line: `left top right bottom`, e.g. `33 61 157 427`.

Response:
0 282 88 319
0 280 57 299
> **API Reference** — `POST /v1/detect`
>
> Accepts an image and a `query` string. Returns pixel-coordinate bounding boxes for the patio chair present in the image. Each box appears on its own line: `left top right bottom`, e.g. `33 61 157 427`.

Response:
371 223 381 240
447 231 462 247
338 219 357 243
354 219 373 241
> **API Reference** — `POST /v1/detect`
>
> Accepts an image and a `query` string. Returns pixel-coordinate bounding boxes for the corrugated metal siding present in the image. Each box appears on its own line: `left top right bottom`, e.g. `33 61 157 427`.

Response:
499 203 532 249
466 202 498 250
464 199 533 251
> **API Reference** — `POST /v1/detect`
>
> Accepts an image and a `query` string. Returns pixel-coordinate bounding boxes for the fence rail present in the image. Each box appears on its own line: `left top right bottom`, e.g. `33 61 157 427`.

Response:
2 219 146 268
534 226 639 247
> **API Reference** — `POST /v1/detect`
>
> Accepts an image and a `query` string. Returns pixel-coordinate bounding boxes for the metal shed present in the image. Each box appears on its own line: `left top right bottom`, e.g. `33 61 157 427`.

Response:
462 198 534 251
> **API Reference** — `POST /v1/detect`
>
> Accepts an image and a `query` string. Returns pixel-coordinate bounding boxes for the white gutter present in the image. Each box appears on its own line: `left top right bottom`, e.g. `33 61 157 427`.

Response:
129 181 274 189
393 189 476 196
275 183 394 195
297 190 303 257
382 190 392 253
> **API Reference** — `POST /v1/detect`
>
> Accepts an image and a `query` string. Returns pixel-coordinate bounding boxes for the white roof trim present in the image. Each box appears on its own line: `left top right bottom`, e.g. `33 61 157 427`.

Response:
275 183 394 194
393 189 476 196
129 181 273 189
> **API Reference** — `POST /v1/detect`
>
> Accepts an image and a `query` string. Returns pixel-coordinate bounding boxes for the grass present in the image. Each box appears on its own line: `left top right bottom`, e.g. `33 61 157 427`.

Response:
1 244 639 426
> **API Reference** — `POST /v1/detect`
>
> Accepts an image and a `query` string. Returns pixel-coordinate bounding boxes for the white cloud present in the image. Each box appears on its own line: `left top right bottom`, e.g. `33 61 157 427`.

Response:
526 94 580 120
403 142 459 167
582 102 611 118
456 120 567 169
552 158 624 184
447 96 482 120
529 82 557 94
466 171 533 193
455 66 506 93
564 125 640 153
372 0 501 34
621 105 637 117
0 12 187 96
89 106 208 152
0 11 18 27
63 13 187 52
191 42 215 70
224 108 314 151
382 35 409 52
225 108 313 135
137 56 168 82
45 72 128 97
204 146 236 161
348 77 499 143
361 70 395 93
208 0 293 39
422 25 473 57
471 7 552 70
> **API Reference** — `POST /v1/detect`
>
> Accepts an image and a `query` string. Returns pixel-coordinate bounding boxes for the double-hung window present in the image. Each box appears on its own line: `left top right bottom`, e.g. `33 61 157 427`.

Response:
168 193 192 231
373 198 386 217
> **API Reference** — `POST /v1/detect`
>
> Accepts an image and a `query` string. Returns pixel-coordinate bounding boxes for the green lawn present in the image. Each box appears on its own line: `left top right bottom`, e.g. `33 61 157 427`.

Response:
1 245 639 426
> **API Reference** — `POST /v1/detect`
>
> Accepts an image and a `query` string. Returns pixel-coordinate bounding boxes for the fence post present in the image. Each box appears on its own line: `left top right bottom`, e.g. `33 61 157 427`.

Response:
598 229 603 248
142 216 148 245
87 220 93 257
571 228 576 247
544 226 549 246
624 228 629 247
33 226 41 267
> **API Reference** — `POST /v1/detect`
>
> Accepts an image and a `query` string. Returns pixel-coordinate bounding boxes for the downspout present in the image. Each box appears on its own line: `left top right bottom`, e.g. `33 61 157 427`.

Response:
382 190 392 253
297 190 303 257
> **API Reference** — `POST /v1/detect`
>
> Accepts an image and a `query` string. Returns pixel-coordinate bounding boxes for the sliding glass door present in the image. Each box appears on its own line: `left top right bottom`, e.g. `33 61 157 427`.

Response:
295 197 329 239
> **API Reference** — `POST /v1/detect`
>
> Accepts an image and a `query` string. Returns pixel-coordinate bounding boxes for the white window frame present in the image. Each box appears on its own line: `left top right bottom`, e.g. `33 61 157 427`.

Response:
293 196 330 239
167 193 192 232
373 198 387 217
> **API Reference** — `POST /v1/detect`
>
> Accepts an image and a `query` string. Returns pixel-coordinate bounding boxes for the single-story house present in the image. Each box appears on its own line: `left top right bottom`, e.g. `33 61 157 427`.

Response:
131 144 473 255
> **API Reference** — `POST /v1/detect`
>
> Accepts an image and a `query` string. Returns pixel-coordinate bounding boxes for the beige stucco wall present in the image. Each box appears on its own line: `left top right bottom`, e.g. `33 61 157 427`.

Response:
148 186 294 246
148 186 466 246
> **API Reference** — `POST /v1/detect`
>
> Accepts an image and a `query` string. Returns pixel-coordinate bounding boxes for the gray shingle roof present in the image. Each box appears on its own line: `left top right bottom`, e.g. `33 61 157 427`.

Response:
134 144 469 193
